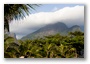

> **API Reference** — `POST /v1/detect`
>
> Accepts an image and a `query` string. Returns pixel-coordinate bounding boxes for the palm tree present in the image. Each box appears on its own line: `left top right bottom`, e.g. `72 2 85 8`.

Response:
4 4 40 32
56 44 77 58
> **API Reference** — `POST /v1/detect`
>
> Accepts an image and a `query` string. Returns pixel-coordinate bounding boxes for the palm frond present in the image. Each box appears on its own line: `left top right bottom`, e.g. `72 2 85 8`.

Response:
4 4 40 21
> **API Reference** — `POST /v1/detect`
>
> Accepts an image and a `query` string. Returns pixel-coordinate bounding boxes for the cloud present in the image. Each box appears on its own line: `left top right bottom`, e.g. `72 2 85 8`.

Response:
52 7 58 11
10 5 84 39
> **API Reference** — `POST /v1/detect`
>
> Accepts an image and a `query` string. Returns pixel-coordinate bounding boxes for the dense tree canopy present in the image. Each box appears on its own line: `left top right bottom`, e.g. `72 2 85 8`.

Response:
4 31 84 58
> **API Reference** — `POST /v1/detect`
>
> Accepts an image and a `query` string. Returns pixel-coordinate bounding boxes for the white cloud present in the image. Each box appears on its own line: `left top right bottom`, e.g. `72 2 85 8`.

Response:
10 5 84 39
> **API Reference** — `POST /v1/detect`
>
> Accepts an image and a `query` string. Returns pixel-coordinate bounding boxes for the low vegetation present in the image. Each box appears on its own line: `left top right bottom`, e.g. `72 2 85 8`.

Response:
4 31 84 58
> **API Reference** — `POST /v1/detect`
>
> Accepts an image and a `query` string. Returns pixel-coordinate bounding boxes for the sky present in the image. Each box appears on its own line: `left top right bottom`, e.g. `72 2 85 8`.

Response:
9 4 84 39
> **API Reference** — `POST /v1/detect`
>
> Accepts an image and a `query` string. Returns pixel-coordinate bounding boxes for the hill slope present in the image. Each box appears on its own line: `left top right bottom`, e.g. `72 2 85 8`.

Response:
21 22 81 40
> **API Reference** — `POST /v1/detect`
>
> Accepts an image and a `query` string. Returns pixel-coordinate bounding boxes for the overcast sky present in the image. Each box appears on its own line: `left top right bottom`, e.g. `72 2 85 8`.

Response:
9 4 84 39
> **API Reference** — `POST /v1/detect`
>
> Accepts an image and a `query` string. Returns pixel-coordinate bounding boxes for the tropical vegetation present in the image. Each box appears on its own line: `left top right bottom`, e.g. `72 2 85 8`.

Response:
4 4 84 58
4 31 84 58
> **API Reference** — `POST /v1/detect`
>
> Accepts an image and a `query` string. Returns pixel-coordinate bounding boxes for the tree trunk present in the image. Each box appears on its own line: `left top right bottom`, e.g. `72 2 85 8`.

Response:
4 19 9 33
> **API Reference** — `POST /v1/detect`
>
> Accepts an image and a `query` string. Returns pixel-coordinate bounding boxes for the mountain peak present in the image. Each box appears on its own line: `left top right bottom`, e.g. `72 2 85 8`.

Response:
21 22 82 40
71 25 80 28
69 25 81 32
39 22 68 32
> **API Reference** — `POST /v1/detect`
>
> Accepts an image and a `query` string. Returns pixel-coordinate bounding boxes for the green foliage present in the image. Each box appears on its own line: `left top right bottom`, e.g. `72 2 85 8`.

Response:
4 31 84 58
4 35 20 58
4 4 40 21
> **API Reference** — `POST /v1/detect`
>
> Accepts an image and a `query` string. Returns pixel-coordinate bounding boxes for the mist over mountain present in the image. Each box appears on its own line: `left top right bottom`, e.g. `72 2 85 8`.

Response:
21 22 82 40
80 26 84 32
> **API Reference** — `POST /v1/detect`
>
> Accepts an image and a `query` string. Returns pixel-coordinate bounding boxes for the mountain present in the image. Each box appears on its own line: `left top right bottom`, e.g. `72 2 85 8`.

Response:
68 25 81 32
21 22 82 40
